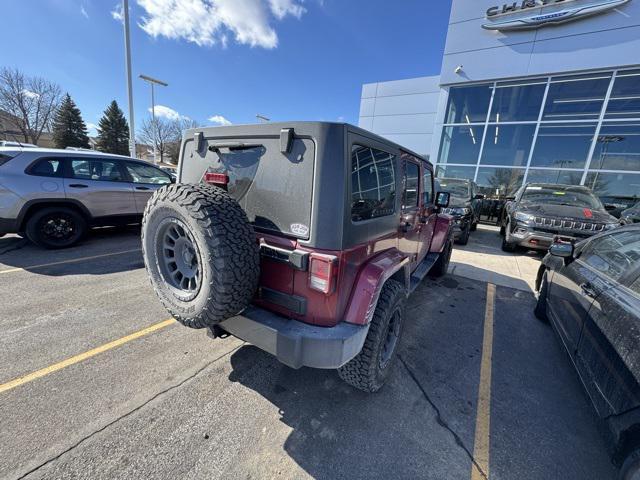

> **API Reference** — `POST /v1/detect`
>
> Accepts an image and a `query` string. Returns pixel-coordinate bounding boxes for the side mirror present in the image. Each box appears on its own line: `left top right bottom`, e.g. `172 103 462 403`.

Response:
549 242 574 259
474 194 485 200
604 204 617 212
435 191 450 208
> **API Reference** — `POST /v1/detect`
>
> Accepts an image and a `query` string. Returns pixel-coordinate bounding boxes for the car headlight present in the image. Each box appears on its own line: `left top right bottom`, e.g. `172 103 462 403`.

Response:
451 207 471 216
515 212 535 223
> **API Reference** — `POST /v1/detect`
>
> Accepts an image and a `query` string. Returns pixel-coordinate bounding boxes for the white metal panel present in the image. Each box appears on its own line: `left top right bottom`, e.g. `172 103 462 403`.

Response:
373 93 440 116
371 114 436 135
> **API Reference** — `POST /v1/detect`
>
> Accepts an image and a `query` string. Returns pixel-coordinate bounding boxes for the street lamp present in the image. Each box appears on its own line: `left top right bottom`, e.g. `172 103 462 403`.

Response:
122 0 136 157
256 114 270 123
139 74 168 164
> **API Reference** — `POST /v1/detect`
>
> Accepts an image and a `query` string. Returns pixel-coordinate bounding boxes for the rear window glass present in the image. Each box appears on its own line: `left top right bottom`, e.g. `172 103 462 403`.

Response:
351 145 397 222
126 162 172 184
181 137 315 239
30 158 63 177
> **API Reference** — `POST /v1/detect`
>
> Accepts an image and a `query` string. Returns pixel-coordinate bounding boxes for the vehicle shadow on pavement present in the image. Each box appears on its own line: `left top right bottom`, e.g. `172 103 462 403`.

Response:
226 275 616 480
0 226 144 276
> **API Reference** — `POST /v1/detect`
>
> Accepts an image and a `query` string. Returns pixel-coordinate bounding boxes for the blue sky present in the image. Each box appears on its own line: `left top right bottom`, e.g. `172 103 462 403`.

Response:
4 0 451 136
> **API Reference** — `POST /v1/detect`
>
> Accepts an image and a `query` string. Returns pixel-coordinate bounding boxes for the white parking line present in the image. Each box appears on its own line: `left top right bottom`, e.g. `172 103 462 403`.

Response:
0 249 142 275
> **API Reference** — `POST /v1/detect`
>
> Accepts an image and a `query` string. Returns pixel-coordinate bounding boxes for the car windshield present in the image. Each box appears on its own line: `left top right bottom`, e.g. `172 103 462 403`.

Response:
521 186 604 209
438 179 469 200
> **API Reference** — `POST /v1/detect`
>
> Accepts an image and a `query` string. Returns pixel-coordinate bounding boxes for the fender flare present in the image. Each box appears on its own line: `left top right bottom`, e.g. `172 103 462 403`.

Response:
343 248 410 326
17 198 92 230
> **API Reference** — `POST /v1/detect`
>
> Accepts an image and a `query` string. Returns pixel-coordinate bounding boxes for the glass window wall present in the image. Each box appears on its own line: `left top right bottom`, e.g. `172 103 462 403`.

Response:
480 124 536 167
438 125 484 165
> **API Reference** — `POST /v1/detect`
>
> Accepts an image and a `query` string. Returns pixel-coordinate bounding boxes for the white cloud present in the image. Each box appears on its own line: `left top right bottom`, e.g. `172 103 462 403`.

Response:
22 89 40 100
208 115 232 126
86 122 99 133
111 2 124 22
81 4 89 18
135 0 306 49
151 105 187 121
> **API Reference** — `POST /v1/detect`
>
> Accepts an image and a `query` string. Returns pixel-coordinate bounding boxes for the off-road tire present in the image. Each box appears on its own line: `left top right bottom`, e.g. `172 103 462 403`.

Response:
430 238 453 278
534 270 550 323
456 224 470 245
619 448 640 480
25 207 87 249
338 280 406 393
142 184 260 329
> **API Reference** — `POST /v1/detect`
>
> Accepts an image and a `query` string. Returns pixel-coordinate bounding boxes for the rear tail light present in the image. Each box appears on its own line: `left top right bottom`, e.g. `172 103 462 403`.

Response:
203 172 229 186
309 254 337 294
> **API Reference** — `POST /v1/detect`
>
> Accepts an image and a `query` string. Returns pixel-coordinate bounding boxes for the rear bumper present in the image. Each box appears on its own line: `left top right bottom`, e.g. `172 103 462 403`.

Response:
0 217 18 235
217 306 369 369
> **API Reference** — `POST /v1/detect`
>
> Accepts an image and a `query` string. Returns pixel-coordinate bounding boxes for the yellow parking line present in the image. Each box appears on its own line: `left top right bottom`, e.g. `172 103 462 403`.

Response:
471 283 496 480
0 318 175 394
0 249 141 275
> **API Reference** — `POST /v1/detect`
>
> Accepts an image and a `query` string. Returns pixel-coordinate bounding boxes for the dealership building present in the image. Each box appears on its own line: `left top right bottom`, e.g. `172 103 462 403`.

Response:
359 0 640 206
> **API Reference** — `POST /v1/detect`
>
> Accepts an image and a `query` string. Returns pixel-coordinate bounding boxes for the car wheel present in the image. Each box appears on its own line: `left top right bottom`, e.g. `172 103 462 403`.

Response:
619 448 640 480
501 222 517 252
430 238 453 278
470 221 478 232
338 279 406 393
499 222 506 236
142 184 260 330
534 270 550 323
456 224 471 245
25 207 87 249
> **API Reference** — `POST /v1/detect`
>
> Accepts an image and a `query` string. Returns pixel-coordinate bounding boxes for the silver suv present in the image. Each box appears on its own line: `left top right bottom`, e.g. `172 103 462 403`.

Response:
0 147 174 248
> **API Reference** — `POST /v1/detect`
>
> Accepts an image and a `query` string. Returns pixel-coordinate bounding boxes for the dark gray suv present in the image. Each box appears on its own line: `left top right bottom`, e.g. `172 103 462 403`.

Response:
0 147 173 248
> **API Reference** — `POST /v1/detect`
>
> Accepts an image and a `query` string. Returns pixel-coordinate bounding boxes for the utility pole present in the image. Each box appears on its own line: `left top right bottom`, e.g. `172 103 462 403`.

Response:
123 0 136 157
139 74 168 164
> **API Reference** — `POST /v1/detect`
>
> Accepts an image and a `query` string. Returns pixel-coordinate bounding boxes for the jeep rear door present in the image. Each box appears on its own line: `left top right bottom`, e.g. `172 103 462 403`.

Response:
398 155 421 269
63 158 137 218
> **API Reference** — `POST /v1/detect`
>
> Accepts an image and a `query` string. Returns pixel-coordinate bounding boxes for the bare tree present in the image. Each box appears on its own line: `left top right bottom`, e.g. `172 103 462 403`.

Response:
138 117 199 164
0 68 62 144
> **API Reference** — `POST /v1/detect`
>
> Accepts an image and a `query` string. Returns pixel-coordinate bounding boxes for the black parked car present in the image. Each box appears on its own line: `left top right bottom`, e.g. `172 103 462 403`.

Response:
438 177 483 245
535 225 640 479
621 202 640 225
500 183 619 252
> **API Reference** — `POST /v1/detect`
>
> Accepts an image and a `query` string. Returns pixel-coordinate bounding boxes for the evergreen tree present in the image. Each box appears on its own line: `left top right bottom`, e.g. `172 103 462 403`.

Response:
96 100 130 155
52 93 90 149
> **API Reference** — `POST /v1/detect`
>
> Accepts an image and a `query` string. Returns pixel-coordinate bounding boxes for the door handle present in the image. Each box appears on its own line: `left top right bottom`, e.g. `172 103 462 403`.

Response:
580 283 596 298
69 184 88 188
135 186 151 191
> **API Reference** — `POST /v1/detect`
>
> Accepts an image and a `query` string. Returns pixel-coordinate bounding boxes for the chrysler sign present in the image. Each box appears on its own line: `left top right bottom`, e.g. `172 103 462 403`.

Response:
482 0 631 30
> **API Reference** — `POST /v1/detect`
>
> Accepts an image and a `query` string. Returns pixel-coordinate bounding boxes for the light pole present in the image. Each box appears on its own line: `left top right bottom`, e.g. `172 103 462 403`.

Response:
123 0 136 157
139 74 168 164
256 114 270 123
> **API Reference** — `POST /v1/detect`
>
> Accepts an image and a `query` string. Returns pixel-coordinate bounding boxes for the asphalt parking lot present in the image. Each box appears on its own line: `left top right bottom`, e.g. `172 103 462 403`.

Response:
0 225 617 479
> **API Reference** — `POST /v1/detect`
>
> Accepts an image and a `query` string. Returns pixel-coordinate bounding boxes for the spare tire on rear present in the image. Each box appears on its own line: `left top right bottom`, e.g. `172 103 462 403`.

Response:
142 184 260 329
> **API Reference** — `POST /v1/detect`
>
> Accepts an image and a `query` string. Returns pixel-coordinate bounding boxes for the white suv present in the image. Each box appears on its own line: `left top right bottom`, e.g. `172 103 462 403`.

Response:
0 147 174 248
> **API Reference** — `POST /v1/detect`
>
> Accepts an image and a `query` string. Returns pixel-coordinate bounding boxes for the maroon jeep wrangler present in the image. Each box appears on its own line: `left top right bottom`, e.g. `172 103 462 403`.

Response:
142 122 453 392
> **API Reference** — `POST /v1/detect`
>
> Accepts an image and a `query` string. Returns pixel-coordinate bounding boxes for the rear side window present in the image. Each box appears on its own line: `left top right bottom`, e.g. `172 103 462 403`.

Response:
29 158 63 177
402 161 420 209
125 162 172 184
351 145 397 222
580 231 640 282
70 159 125 182
423 168 434 205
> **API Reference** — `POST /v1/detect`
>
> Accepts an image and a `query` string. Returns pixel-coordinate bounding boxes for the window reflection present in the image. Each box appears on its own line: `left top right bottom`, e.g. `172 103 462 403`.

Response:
444 85 492 124
543 74 611 121
585 171 640 200
530 123 596 169
436 165 476 181
438 125 484 165
480 124 536 167
491 81 545 122
591 123 640 171
526 169 584 186
476 167 524 197
606 70 640 119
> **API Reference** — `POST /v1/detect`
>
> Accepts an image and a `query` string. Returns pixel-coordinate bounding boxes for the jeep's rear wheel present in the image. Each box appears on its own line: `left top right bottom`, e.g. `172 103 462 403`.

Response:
25 207 86 249
338 280 406 393
142 184 260 329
